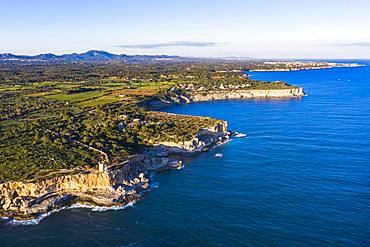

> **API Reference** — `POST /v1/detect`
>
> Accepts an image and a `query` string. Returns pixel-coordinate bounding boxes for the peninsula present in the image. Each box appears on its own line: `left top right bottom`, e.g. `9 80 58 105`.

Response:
0 51 309 221
249 61 363 71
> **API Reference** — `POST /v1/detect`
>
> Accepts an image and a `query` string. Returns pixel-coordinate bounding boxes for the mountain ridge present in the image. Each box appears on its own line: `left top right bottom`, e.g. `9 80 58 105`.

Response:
0 50 182 62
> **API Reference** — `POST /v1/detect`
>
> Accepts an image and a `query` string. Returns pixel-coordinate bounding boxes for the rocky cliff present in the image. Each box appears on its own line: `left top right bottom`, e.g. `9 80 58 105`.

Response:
146 120 229 155
142 87 304 110
0 86 303 221
0 156 182 220
191 88 304 101
0 120 228 221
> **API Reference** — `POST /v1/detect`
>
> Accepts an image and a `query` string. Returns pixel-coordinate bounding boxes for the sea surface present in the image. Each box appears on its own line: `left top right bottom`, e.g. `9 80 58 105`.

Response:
1 61 370 246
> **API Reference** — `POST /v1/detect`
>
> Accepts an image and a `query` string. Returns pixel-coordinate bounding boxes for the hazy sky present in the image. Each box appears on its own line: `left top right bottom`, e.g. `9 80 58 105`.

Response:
1 0 370 58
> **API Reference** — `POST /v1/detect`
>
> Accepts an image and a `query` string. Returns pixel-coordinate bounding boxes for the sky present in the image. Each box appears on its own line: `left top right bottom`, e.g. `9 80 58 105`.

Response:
1 0 370 59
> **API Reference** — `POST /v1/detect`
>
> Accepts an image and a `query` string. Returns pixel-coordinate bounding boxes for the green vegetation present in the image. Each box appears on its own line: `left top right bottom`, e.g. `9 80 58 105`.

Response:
45 90 105 102
0 60 298 182
78 95 122 107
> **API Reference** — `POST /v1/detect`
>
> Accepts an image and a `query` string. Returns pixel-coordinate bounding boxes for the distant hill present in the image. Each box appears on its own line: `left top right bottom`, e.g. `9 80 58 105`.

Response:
0 50 183 62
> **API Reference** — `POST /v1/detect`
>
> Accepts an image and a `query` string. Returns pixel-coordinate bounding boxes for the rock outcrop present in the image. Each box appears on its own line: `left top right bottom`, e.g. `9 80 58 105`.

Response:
0 86 304 221
0 119 227 221
0 156 182 220
191 88 304 101
142 87 304 110
146 120 229 155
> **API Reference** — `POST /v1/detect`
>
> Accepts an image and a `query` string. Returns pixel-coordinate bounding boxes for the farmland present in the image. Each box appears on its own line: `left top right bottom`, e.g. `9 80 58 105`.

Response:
0 60 297 182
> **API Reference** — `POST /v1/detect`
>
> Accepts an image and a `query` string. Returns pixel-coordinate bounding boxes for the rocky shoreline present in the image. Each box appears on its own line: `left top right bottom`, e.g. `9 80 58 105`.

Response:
0 155 182 221
0 88 302 222
143 87 305 110
191 88 304 101
0 120 230 221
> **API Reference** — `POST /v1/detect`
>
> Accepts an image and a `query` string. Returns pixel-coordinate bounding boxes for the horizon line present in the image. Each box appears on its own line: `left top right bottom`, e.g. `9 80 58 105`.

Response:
0 50 369 61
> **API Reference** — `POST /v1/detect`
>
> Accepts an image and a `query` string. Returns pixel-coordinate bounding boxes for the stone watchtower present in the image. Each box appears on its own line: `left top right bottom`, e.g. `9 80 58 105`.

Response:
98 161 108 173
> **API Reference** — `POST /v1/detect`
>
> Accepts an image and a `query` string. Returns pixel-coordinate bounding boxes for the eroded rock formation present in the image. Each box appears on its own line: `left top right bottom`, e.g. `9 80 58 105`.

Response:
0 156 182 220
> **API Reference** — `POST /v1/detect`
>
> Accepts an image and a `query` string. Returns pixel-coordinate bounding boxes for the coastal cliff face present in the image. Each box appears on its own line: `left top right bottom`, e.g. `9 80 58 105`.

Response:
191 88 304 101
0 156 182 220
0 86 303 221
147 120 229 155
0 121 228 220
143 87 304 110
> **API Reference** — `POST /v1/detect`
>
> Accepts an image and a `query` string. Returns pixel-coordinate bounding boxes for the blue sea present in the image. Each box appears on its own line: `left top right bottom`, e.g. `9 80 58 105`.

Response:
1 62 370 246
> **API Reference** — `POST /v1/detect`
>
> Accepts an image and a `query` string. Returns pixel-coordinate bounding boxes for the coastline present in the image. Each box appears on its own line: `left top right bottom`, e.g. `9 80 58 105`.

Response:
0 87 304 223
143 87 305 110
248 62 364 72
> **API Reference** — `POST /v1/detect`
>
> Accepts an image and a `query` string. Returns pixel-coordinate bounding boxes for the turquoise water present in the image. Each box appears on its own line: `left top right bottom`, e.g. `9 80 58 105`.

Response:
1 62 370 246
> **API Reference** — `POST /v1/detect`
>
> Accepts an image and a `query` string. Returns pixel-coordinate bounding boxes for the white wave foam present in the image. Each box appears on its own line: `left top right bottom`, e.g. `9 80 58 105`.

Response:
68 202 135 212
6 202 136 226
0 217 9 221
8 211 53 226
176 163 185 170
150 182 160 189
210 138 232 150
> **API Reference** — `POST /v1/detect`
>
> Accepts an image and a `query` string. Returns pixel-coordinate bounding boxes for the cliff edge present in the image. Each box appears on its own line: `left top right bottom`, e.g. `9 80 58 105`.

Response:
0 121 229 221
0 85 303 222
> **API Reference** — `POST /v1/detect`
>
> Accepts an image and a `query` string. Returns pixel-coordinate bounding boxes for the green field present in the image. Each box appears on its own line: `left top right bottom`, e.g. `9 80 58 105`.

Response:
0 61 298 182
45 90 105 102
78 95 123 107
